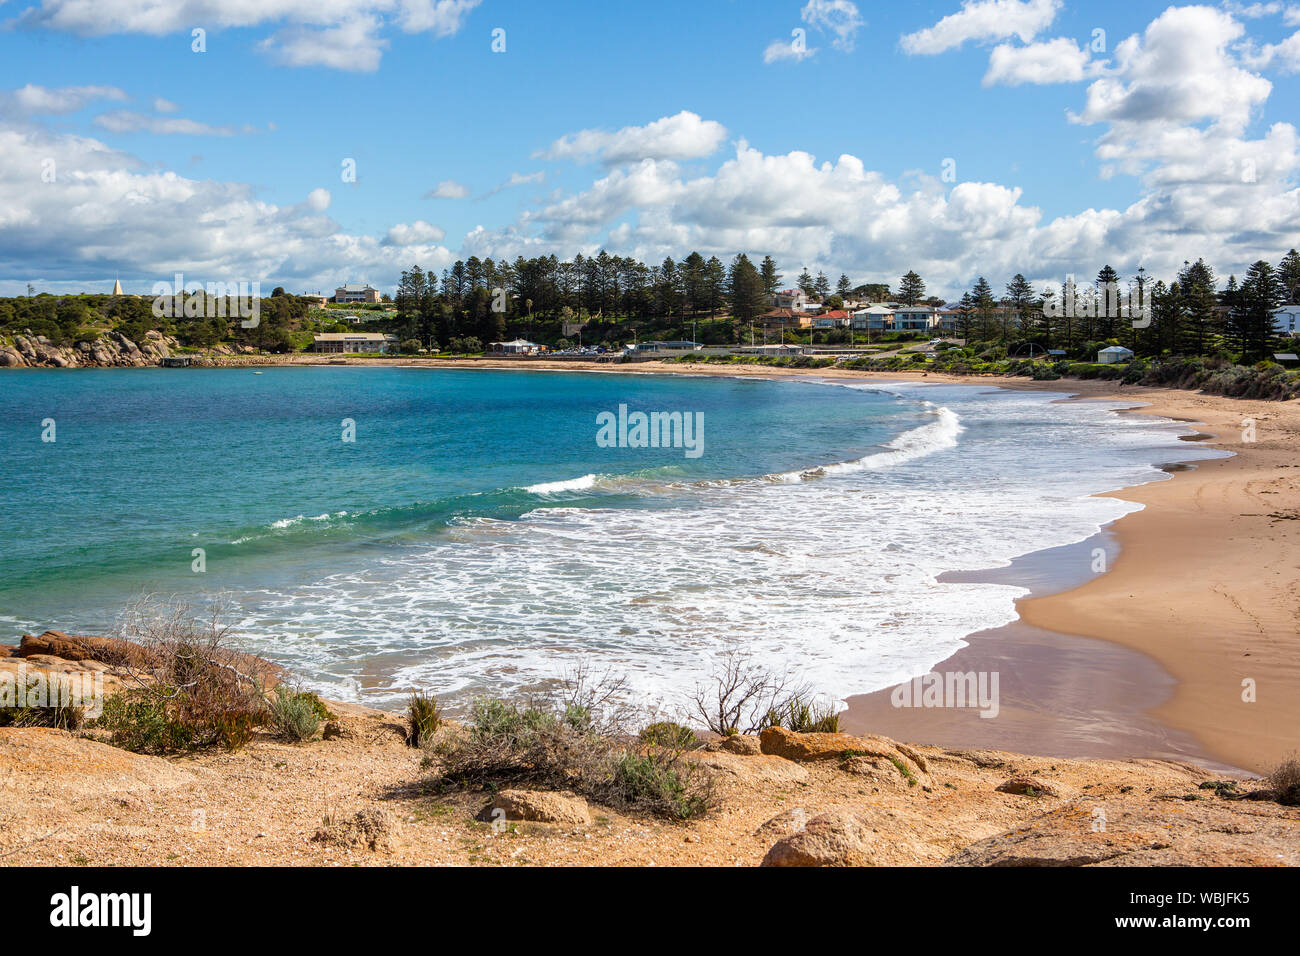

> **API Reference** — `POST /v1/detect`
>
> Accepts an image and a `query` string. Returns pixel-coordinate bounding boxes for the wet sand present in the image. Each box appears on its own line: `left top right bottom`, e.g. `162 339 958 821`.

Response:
839 533 1238 773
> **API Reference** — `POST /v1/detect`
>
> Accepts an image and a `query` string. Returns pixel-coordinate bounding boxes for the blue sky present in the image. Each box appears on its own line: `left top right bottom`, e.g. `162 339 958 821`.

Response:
2 0 1299 298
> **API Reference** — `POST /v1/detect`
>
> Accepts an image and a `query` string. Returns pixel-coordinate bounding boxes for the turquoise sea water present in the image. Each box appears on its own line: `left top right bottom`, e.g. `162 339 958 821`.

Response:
0 366 1226 710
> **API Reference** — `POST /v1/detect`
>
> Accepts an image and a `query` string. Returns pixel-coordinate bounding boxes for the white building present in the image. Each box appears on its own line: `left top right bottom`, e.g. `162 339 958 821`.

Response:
312 333 399 354
851 306 894 331
1098 345 1135 364
489 339 543 354
892 306 937 332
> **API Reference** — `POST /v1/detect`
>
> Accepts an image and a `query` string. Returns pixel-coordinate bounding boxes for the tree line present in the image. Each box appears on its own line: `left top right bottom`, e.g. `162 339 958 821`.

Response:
3 248 1295 361
951 251 1299 362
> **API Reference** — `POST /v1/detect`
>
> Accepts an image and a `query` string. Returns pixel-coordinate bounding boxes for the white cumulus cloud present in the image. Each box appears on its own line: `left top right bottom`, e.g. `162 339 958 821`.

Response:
802 0 864 52
14 0 478 71
537 111 728 166
901 0 1061 55
983 37 1096 86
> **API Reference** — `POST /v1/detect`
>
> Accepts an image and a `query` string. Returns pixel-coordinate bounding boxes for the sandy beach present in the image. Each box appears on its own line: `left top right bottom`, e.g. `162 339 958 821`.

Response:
217 354 1300 775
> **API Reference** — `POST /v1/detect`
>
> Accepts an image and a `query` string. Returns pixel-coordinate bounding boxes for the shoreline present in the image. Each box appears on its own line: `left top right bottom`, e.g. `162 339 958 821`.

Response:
12 355 1300 774
220 354 1295 773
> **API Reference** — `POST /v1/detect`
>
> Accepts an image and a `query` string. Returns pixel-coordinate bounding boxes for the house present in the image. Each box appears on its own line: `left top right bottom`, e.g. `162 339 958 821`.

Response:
312 332 399 354
935 308 964 331
489 339 543 354
893 306 937 332
1098 345 1135 364
1273 305 1300 336
740 343 804 355
302 291 330 307
629 340 700 353
760 308 798 326
851 306 894 331
1273 352 1299 366
334 283 381 304
811 310 850 330
771 289 810 311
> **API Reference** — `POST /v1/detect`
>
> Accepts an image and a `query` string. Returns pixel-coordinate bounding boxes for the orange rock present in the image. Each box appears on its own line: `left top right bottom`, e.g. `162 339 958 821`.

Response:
760 725 895 762
18 631 150 667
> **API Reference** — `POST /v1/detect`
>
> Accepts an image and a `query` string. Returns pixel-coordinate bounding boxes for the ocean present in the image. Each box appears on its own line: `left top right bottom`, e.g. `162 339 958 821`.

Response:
0 366 1227 713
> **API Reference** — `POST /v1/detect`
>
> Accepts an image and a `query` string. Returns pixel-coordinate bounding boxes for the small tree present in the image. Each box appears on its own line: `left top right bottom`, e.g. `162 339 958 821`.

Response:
690 649 801 736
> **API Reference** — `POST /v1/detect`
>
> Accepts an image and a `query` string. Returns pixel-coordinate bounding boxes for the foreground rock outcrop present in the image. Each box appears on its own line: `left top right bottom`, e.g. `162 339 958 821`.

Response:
1 645 1296 867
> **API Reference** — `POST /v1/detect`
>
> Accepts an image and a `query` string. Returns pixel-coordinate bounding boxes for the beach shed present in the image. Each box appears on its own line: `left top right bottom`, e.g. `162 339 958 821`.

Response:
489 339 542 354
1098 345 1135 364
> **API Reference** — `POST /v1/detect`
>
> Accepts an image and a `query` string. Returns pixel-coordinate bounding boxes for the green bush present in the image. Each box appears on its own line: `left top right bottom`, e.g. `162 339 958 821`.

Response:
638 721 699 749
270 685 325 742
96 691 200 753
434 695 715 820
608 750 712 820
406 691 442 747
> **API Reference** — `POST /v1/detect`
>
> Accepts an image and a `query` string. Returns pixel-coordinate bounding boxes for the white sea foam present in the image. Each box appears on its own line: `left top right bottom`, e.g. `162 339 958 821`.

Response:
524 473 600 495
773 404 963 481
234 382 1230 715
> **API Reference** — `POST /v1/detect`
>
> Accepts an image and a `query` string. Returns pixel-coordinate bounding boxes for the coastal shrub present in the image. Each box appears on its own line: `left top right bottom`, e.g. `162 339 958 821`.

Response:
607 749 713 820
1269 752 1300 805
759 694 841 734
97 690 198 753
270 684 325 742
406 691 442 747
1030 364 1061 381
638 721 699 749
96 596 277 753
1121 360 1148 385
1137 359 1300 400
447 336 483 354
690 649 804 736
431 671 714 820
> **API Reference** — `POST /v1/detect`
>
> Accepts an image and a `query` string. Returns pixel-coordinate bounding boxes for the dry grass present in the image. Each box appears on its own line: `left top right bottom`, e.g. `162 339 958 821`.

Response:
95 595 278 752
